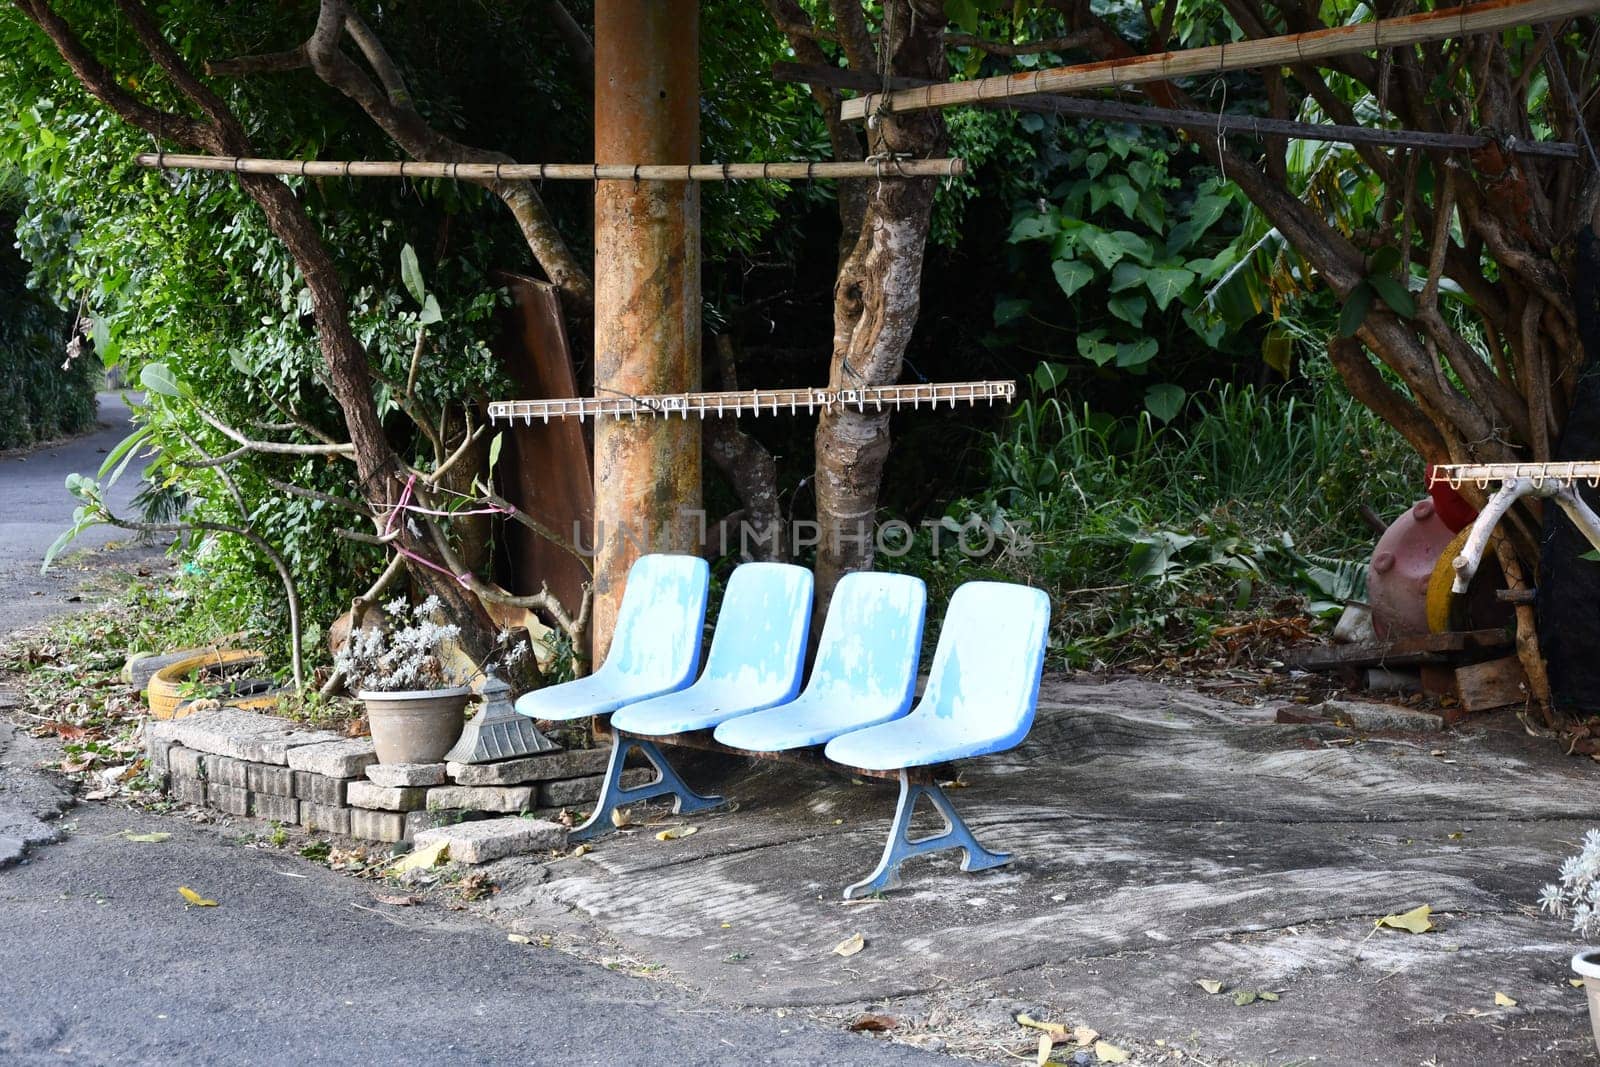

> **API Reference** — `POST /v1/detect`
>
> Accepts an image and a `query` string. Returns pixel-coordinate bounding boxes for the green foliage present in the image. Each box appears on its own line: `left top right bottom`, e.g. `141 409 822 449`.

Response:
887 364 1419 667
0 202 97 450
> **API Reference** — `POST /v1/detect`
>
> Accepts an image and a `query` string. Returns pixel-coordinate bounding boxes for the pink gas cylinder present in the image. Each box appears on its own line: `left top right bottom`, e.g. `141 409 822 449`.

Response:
1367 498 1457 639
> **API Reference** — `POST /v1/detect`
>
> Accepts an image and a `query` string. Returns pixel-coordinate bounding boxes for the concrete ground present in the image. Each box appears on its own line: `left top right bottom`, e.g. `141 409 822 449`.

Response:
0 391 160 632
463 677 1600 1065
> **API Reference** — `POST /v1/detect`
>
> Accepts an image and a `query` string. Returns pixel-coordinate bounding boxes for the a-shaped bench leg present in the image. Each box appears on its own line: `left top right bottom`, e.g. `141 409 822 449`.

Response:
843 770 1009 899
570 732 724 842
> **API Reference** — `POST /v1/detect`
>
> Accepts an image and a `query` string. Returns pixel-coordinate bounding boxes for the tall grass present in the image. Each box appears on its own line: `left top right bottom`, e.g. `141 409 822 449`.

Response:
890 380 1420 666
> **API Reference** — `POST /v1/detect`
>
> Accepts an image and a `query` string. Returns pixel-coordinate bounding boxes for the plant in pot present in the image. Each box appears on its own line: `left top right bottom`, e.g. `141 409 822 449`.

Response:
1540 829 1600 1045
333 595 473 765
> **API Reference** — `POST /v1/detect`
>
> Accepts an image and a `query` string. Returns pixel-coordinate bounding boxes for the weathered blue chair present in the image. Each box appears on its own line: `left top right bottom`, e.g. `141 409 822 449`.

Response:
571 561 814 841
712 572 926 753
513 552 709 723
822 581 1051 899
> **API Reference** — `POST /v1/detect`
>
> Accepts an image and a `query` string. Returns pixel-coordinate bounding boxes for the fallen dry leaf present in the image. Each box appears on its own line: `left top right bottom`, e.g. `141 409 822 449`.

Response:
1072 1025 1098 1046
507 933 532 944
122 832 170 843
1196 978 1225 995
654 825 698 841
1571 978 1586 988
1233 991 1258 1006
1016 1012 1067 1038
610 808 634 829
178 886 217 907
847 1013 897 1032
1376 904 1434 933
1495 992 1517 1007
1259 991 1280 1002
1035 1033 1053 1066
570 843 592 857
390 839 449 872
833 932 865 958
1093 1040 1130 1063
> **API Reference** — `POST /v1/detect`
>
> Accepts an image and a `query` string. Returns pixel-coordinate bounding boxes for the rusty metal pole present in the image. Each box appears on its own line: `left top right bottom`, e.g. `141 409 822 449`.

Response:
592 1 702 662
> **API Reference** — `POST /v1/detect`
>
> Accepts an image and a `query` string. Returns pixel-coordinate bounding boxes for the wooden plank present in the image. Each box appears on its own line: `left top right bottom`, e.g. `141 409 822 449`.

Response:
135 152 964 182
1455 654 1531 712
840 0 1600 121
775 62 1579 158
1289 628 1514 671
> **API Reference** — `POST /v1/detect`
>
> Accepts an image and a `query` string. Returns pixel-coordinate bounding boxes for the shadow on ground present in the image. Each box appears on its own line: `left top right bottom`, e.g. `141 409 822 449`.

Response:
477 676 1600 1064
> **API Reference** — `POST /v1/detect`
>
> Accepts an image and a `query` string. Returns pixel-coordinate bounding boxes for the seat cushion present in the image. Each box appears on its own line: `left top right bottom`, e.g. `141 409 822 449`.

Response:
610 682 783 737
514 673 681 722
713 692 906 753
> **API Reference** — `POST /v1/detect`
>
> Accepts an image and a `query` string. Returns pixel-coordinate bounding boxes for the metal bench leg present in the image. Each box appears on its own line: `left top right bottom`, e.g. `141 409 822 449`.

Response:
843 770 1010 900
570 733 724 842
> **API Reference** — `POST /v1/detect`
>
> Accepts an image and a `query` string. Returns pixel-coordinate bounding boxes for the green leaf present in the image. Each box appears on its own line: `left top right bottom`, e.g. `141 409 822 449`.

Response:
1076 333 1117 367
1107 291 1148 327
1009 214 1058 243
139 363 182 397
994 297 1031 326
1082 229 1128 271
400 243 426 306
1052 259 1095 298
1186 193 1231 234
1033 361 1071 392
487 432 504 476
1109 261 1146 293
1107 182 1139 219
98 426 150 488
1145 266 1196 311
1369 274 1415 318
419 293 442 326
1368 245 1402 274
1144 383 1186 423
1337 283 1374 338
1084 151 1108 179
1115 338 1159 369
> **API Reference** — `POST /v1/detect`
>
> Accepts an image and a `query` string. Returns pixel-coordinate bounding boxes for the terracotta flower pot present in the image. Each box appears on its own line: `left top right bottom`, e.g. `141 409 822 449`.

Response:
359 687 471 765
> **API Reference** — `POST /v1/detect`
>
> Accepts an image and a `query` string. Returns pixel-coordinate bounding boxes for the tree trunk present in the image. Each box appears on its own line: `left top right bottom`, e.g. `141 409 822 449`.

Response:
810 0 948 624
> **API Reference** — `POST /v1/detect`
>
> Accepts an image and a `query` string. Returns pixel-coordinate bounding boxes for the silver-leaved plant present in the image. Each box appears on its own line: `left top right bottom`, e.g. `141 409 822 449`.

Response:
334 596 467 694
1540 829 1600 938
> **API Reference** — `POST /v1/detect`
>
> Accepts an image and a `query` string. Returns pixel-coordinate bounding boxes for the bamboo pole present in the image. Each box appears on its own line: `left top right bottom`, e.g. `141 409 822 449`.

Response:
133 152 964 181
775 62 1580 158
840 0 1600 121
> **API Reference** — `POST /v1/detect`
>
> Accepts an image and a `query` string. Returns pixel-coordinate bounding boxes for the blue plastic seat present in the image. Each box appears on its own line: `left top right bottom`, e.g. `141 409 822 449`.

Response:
514 553 709 723
569 561 813 840
712 572 926 753
822 581 1050 898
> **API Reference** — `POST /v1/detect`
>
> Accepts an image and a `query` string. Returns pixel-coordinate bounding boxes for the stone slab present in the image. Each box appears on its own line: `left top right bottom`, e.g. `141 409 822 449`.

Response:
205 782 249 816
300 803 351 836
246 762 295 797
248 792 300 824
350 808 406 843
347 781 427 812
414 816 566 864
425 785 533 813
204 755 249 790
1312 699 1445 733
403 810 467 840
293 771 347 807
538 769 652 809
286 739 377 779
144 719 183 774
365 762 448 788
167 745 205 780
447 748 608 786
170 707 338 765
169 776 206 806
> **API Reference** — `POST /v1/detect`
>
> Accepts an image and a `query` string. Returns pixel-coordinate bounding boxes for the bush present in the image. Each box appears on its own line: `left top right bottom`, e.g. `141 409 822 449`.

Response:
0 209 98 450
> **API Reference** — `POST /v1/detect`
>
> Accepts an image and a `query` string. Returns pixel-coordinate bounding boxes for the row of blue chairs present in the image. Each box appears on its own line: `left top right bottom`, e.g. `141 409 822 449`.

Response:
515 554 1050 898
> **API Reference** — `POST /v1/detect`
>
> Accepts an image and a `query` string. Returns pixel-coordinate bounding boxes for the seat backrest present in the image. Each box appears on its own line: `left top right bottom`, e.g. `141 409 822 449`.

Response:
917 581 1050 754
600 554 710 688
805 572 926 712
699 562 813 704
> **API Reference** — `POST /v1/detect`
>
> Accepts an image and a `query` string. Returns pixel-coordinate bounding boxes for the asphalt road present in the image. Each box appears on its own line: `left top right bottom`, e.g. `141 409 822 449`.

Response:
0 392 159 632
0 405 943 1066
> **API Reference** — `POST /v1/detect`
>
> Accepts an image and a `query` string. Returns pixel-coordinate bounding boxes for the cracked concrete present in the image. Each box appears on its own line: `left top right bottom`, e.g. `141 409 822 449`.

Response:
466 677 1600 1063
0 721 73 867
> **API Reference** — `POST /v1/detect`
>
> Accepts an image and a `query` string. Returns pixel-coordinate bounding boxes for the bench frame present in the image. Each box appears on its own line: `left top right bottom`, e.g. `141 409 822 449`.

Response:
575 721 999 897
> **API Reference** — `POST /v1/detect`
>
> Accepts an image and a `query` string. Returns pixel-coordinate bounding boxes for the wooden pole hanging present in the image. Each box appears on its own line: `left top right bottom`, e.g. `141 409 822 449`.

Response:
775 62 1580 159
133 153 965 182
839 0 1600 122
